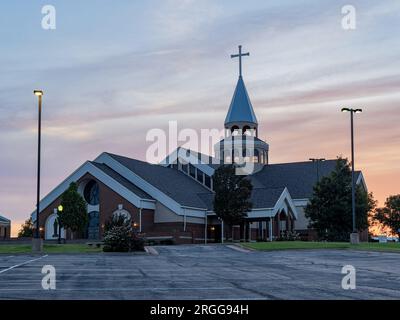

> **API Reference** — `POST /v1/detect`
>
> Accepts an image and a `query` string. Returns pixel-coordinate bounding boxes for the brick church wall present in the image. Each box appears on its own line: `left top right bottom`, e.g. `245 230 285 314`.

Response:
36 172 208 243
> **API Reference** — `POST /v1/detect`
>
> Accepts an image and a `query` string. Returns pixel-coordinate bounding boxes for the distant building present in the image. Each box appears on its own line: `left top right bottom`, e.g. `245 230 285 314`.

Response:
31 46 367 243
0 215 11 240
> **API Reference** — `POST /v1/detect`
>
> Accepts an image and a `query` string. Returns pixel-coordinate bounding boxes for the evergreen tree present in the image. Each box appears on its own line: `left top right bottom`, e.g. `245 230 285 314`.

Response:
59 182 88 238
18 218 34 238
305 158 376 241
374 195 400 238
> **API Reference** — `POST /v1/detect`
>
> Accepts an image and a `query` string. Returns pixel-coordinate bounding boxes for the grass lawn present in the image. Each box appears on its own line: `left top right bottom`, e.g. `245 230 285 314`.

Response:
0 244 102 254
241 241 400 252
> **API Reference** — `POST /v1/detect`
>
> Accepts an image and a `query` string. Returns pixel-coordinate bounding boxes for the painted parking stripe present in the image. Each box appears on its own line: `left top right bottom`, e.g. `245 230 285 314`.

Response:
0 255 48 274
0 286 235 291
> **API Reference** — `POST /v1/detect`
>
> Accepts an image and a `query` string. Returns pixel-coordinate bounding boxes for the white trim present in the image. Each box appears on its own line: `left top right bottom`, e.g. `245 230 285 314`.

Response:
293 199 309 206
162 148 216 176
45 213 65 240
247 208 275 218
181 205 207 211
31 161 155 221
95 153 207 218
356 172 368 192
246 188 298 219
274 188 298 219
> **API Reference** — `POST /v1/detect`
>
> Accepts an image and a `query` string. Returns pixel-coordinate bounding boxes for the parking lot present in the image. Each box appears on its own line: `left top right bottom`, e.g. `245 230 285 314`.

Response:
0 245 399 299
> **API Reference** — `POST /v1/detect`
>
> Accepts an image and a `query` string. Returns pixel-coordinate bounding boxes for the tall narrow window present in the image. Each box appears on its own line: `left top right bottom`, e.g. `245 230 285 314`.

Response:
189 164 196 178
204 175 211 188
196 169 204 183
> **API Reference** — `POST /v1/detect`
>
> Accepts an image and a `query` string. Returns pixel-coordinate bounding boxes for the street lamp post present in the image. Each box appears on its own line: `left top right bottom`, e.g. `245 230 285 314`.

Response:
57 205 63 244
341 107 362 244
33 90 44 252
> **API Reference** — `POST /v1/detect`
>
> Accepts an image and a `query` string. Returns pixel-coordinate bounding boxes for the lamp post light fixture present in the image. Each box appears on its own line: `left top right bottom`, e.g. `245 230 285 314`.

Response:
341 107 362 244
32 90 44 252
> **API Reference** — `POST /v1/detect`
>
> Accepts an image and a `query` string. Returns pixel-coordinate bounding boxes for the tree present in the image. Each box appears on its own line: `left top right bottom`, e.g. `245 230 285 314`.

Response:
58 182 88 239
212 165 253 240
18 218 34 238
305 158 376 241
373 195 400 238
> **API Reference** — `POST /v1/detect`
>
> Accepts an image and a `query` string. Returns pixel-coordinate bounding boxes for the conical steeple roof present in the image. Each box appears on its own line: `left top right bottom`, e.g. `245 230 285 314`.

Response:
224 76 258 126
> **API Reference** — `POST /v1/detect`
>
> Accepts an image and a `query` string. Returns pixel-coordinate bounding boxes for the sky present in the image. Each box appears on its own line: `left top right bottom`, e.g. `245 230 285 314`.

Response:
1 0 399 236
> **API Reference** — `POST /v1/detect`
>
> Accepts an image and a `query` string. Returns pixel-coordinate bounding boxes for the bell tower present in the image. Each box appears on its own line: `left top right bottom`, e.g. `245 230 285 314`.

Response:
215 45 269 167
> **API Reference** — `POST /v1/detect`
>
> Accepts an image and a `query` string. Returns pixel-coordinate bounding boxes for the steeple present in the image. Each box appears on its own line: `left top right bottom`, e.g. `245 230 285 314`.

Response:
224 76 258 127
224 45 258 136
215 45 269 168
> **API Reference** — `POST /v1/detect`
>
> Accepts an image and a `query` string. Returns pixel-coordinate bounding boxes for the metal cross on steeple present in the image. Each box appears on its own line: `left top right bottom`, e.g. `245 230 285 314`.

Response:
231 45 249 77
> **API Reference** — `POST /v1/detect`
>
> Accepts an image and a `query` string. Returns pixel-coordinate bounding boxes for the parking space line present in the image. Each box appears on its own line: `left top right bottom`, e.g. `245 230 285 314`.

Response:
0 286 235 291
0 255 48 274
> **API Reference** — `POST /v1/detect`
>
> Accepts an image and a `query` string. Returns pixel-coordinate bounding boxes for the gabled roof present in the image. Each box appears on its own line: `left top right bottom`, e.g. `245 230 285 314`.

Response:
251 187 287 208
0 215 11 224
90 162 153 200
32 161 156 221
198 186 298 219
105 153 213 210
225 76 258 126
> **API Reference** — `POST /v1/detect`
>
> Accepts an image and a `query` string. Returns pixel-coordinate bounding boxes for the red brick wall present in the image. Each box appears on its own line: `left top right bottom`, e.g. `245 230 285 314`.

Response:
37 172 210 242
146 222 206 244
37 173 156 239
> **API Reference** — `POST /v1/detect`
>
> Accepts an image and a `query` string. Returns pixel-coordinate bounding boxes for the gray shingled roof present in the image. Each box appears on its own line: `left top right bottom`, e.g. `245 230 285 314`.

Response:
90 162 153 200
251 187 286 208
101 153 359 211
106 153 213 209
197 187 285 210
251 160 361 199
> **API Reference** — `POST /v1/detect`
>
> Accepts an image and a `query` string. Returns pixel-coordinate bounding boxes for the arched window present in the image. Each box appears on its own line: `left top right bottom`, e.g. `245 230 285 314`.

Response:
83 180 99 205
231 125 239 136
243 125 251 136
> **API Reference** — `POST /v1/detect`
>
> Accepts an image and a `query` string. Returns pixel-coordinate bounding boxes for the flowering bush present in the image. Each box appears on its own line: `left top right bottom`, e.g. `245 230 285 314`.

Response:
103 225 132 252
102 214 145 252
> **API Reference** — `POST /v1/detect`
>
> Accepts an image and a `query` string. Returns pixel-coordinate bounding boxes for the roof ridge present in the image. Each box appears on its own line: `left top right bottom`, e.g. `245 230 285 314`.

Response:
269 159 338 166
105 152 154 166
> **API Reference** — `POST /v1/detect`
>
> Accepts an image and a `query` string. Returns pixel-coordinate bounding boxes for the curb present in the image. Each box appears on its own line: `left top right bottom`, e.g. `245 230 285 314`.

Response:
226 244 253 253
144 246 159 255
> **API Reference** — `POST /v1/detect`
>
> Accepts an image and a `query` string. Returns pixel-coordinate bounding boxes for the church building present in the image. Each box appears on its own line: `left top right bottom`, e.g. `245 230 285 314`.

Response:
32 46 367 243
0 214 11 240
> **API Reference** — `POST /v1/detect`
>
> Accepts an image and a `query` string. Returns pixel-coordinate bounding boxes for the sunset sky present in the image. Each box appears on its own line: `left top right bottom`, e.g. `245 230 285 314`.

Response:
1 0 399 236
